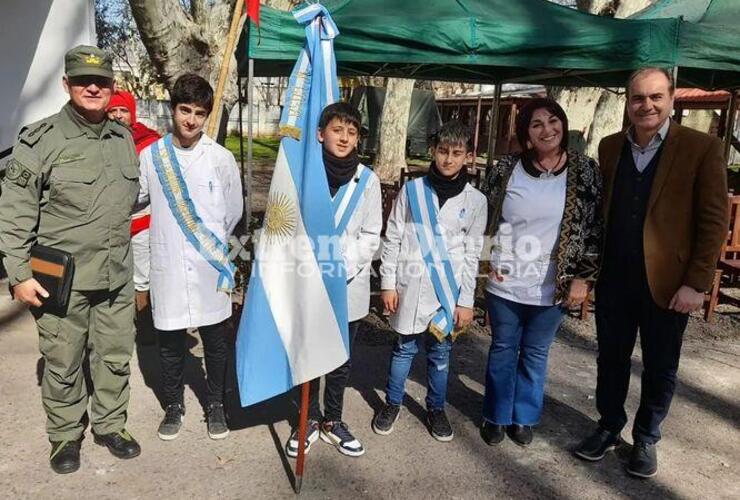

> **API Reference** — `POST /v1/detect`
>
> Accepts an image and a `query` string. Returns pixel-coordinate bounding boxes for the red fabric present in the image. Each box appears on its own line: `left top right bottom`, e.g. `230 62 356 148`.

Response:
131 214 151 237
107 90 138 124
246 0 260 26
132 123 161 154
107 90 161 235
130 123 160 234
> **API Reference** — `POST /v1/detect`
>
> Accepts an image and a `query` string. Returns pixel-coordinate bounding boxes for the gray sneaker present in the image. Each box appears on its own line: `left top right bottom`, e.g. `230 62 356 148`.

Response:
158 403 185 441
206 402 229 440
627 441 658 478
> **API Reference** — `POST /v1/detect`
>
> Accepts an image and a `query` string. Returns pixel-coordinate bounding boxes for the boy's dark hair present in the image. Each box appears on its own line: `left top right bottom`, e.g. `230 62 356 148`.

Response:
515 97 569 153
319 102 362 131
170 73 214 114
431 120 473 152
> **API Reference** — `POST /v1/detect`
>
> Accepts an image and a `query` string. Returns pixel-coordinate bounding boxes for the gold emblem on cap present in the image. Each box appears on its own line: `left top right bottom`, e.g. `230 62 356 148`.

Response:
84 54 102 66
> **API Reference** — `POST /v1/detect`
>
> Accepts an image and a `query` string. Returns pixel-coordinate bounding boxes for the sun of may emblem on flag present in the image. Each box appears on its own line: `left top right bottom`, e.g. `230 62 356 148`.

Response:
264 192 297 243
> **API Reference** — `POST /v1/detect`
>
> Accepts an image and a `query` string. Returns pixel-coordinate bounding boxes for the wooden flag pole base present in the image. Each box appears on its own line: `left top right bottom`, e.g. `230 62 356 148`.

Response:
294 382 310 494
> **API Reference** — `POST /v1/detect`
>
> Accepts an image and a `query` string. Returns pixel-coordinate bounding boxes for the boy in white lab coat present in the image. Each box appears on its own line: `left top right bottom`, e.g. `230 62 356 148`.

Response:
373 120 487 442
285 102 382 458
138 74 243 441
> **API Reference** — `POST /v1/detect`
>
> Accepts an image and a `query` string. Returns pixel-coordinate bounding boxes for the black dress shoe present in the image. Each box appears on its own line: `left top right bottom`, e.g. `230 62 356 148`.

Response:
94 429 141 459
507 425 533 446
50 439 81 474
627 441 658 478
480 422 506 445
574 428 621 461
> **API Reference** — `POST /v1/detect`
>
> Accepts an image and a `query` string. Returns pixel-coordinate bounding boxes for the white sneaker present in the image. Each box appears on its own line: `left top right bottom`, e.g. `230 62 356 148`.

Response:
285 420 320 458
320 421 365 457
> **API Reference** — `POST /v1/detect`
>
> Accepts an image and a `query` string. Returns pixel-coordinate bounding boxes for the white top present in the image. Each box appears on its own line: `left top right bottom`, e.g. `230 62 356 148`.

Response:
486 160 566 306
138 134 243 331
381 182 487 335
338 166 383 322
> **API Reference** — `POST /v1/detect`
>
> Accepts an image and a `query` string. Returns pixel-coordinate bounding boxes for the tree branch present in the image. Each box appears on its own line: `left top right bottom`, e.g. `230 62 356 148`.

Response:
190 0 206 23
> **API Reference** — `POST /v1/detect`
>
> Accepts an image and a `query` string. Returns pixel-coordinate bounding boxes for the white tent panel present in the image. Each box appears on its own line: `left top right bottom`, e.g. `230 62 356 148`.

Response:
0 0 96 165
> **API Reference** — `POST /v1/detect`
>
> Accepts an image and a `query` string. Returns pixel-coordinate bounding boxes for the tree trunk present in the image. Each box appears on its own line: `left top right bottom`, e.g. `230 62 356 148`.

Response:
128 0 299 140
552 0 655 156
375 78 415 183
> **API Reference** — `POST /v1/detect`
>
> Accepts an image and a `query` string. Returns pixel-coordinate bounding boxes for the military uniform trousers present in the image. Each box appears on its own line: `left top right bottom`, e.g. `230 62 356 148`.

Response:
33 280 135 442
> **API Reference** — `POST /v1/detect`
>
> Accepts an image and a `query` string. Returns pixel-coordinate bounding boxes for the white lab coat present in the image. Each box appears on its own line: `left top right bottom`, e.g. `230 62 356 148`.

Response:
138 135 243 331
380 181 487 335
340 166 382 322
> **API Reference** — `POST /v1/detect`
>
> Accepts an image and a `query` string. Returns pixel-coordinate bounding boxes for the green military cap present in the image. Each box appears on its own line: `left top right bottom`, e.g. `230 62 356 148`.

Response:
64 45 114 79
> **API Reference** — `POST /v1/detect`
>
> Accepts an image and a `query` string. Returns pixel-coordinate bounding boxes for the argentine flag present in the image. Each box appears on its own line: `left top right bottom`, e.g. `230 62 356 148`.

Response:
235 4 349 406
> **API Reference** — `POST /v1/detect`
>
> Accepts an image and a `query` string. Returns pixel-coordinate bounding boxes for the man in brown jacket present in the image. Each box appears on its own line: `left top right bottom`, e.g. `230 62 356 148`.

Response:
575 67 729 478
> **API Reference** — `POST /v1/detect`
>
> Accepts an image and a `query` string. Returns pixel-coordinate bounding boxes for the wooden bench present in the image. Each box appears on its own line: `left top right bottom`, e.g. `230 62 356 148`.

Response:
705 194 740 321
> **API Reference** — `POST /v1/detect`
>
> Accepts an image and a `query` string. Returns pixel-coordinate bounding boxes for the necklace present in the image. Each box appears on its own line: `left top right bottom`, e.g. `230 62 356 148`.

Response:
533 149 565 178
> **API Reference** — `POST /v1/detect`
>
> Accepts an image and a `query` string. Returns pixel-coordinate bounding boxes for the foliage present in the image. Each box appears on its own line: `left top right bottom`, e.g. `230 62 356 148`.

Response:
95 0 160 98
224 135 281 161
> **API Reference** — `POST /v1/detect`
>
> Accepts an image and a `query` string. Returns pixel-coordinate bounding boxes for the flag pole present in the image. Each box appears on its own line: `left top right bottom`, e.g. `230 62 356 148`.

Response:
246 54 254 235
294 382 310 494
207 0 245 139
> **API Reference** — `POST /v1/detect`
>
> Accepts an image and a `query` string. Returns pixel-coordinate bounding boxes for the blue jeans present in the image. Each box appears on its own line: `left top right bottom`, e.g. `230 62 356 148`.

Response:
483 293 564 426
385 332 453 410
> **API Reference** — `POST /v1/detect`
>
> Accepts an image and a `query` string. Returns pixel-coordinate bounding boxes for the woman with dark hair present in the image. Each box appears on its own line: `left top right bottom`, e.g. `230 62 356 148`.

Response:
479 97 602 446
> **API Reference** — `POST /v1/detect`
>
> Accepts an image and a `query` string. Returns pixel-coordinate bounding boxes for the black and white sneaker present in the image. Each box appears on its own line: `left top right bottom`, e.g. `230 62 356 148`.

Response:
285 419 320 458
158 403 185 441
372 403 401 435
427 409 454 442
206 402 229 440
320 421 365 457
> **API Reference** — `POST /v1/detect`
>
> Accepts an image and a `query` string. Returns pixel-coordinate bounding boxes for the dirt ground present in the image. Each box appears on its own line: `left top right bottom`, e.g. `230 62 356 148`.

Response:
0 280 738 500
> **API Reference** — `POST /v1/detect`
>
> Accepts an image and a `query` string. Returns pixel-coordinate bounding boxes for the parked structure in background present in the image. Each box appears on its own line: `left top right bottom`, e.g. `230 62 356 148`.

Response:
351 86 442 158
436 85 546 160
673 89 739 166
436 85 739 165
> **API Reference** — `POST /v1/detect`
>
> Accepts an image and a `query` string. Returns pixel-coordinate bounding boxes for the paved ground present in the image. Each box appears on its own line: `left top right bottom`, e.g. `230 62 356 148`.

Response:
0 282 738 499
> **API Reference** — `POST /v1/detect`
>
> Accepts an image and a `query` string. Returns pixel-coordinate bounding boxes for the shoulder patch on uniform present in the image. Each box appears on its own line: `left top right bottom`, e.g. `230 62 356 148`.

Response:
4 159 34 187
19 121 53 148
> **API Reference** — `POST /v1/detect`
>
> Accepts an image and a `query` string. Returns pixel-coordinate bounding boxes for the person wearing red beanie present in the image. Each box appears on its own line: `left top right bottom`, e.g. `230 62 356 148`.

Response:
107 91 160 319
108 90 160 153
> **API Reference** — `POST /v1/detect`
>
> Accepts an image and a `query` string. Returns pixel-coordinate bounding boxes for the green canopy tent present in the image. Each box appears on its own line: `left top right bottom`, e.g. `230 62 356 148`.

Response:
237 0 679 85
233 0 678 225
633 0 740 90
233 0 739 223
634 0 740 161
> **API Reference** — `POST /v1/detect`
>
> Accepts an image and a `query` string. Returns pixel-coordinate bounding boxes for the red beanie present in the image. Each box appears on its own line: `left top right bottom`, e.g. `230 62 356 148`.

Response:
107 90 137 125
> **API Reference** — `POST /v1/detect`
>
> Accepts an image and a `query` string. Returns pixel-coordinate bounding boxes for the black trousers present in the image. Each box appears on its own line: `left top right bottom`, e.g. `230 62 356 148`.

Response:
295 321 360 423
595 266 688 444
158 320 229 407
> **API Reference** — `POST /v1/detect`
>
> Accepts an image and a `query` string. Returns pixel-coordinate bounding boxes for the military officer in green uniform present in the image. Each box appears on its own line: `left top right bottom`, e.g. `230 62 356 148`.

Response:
0 46 142 474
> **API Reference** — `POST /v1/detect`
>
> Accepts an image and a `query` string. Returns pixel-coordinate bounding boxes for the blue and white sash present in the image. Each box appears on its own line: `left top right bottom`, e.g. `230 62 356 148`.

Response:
332 164 371 235
151 134 235 292
406 177 461 341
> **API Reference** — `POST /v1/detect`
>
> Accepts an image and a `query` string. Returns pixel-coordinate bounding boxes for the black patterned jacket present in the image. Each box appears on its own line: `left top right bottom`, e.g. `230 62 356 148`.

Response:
480 150 603 302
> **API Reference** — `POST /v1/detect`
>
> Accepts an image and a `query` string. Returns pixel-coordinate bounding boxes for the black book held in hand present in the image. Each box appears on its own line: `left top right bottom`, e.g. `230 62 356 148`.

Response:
30 245 74 311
